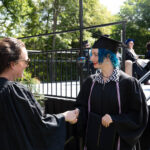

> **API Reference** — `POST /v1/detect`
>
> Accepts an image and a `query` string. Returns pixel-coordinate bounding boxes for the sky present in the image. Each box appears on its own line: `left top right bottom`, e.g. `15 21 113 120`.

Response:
99 0 127 14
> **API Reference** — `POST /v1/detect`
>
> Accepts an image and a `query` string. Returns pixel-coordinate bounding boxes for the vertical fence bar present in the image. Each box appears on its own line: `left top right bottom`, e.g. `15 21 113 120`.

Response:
51 52 53 96
70 50 73 98
65 50 68 98
76 51 78 98
79 0 84 88
33 53 36 77
48 53 51 96
28 52 32 72
55 51 58 96
121 21 126 71
46 52 49 95
60 51 62 97
42 52 45 94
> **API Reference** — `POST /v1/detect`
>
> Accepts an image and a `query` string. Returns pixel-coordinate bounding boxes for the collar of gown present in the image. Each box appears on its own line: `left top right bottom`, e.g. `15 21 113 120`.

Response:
92 68 120 84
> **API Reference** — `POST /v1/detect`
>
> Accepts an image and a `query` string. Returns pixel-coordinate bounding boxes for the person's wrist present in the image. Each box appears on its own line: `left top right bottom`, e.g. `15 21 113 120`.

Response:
62 111 68 122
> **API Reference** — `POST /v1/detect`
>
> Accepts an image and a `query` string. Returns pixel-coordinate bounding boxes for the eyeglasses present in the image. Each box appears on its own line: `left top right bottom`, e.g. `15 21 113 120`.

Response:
17 58 30 65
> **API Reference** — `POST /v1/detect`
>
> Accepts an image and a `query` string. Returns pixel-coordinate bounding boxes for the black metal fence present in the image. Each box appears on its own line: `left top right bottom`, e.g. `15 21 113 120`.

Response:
26 45 97 99
27 49 81 99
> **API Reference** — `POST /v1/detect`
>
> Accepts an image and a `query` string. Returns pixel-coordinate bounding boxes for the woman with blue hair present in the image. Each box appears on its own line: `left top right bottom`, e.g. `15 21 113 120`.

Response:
75 36 148 150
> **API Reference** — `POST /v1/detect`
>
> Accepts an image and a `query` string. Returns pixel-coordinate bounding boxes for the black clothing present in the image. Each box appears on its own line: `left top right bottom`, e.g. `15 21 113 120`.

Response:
125 49 137 62
75 71 148 150
125 50 150 82
145 50 150 59
0 77 66 150
140 105 150 150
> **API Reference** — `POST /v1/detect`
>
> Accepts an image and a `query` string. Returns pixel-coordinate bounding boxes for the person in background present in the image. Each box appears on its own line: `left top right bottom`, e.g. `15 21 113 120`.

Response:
82 40 96 75
75 36 148 150
145 41 150 59
125 39 150 84
0 37 79 150
82 40 90 72
125 39 138 76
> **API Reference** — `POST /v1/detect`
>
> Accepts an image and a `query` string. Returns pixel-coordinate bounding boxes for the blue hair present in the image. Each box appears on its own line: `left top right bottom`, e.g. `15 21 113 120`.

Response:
98 48 119 68
89 48 120 68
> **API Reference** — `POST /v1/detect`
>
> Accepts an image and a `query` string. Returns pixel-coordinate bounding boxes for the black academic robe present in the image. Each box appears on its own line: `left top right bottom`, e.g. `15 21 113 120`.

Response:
125 50 149 81
140 104 150 150
75 71 148 150
145 51 150 59
0 77 66 150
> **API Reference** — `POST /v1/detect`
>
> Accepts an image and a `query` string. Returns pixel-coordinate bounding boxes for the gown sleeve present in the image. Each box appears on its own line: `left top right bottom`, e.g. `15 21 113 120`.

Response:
111 78 149 147
75 77 93 137
4 82 66 150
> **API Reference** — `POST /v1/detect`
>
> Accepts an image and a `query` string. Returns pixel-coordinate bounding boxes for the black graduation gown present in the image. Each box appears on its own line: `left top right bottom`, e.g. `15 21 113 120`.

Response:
125 50 149 82
145 51 150 59
0 77 66 150
75 71 148 150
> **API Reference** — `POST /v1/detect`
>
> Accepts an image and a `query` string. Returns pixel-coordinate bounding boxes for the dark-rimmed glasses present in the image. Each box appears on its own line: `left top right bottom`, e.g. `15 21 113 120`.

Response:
17 58 30 65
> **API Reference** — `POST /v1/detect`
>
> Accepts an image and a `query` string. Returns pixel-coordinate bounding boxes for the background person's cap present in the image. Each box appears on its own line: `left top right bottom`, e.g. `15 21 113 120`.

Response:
125 38 134 45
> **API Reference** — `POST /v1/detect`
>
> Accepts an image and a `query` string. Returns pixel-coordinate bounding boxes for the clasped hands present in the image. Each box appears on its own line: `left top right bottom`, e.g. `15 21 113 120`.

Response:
63 108 79 124
63 110 113 127
101 114 113 128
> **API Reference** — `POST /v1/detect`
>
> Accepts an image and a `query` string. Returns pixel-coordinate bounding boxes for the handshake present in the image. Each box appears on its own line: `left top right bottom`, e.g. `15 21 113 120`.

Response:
63 108 79 124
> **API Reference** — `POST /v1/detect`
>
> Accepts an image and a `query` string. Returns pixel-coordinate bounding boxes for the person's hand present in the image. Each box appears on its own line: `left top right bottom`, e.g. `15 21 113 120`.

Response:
63 108 79 124
101 114 113 128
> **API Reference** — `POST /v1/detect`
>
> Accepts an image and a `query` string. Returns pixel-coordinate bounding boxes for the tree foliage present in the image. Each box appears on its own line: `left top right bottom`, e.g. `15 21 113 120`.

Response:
115 0 150 54
0 0 114 47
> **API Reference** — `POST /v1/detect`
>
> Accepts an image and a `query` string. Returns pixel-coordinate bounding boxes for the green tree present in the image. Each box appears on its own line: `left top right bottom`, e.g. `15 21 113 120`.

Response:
114 0 150 54
0 0 38 37
0 0 114 47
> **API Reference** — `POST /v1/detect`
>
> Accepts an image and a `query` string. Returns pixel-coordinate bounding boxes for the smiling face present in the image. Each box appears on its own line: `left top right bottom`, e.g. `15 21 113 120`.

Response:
11 47 29 80
90 48 113 70
90 48 99 68
0 38 29 81
90 48 104 69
